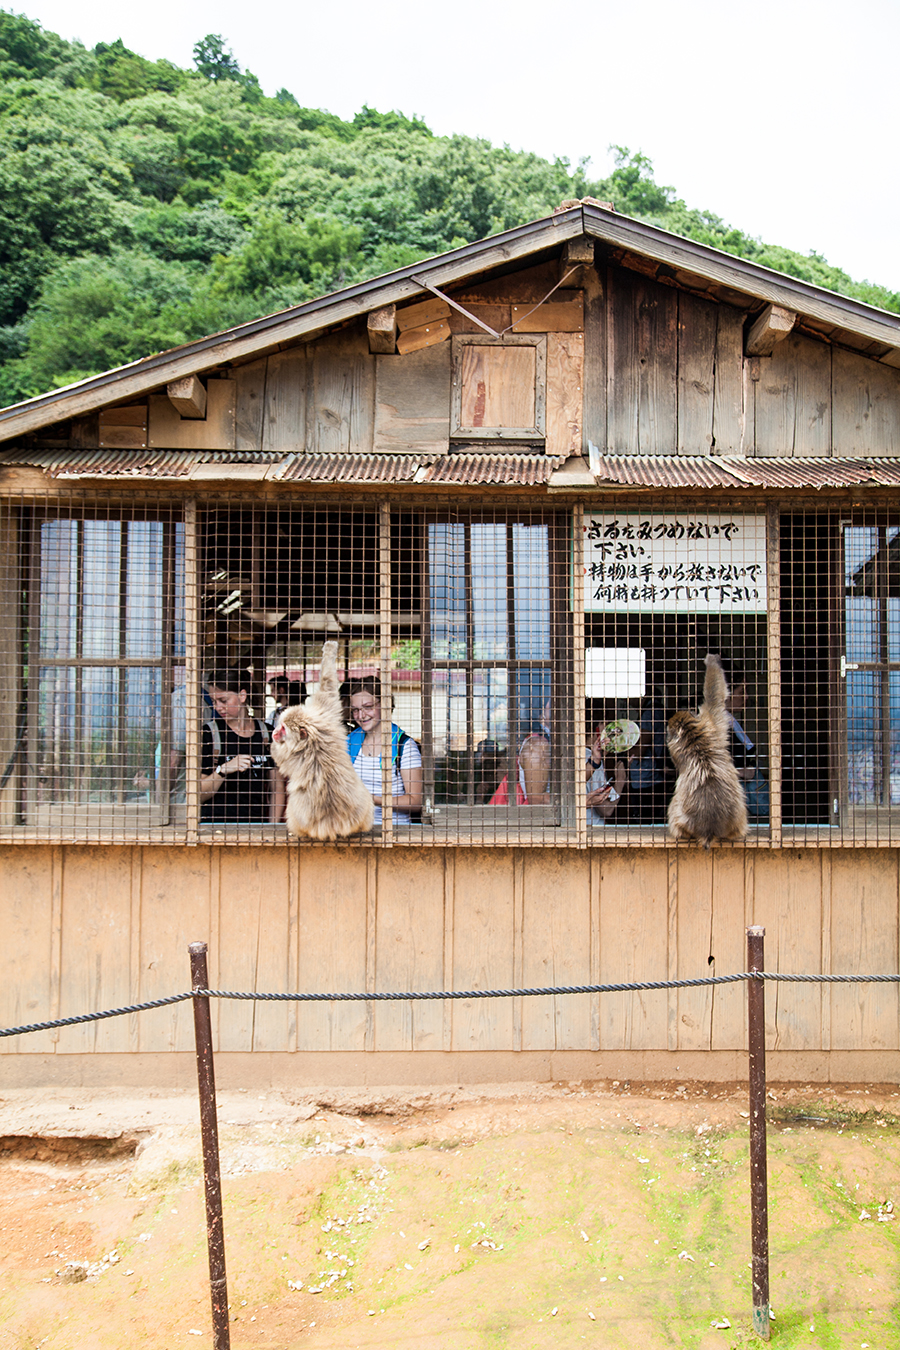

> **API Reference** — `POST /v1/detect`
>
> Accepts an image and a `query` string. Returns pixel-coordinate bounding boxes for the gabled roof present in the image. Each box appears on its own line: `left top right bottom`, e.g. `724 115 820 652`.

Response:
1 201 899 445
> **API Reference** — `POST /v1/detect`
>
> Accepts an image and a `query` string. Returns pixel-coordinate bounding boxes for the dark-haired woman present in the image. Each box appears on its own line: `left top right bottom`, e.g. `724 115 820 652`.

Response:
200 670 284 822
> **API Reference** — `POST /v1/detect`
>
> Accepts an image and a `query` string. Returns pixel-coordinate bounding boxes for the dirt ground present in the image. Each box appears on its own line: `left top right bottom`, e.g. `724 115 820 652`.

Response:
1 1080 900 1349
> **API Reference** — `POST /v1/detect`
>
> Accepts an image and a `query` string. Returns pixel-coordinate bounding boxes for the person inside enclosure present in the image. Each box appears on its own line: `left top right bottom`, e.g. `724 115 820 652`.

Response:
200 670 285 822
348 679 422 824
626 685 673 824
586 722 628 824
489 699 552 805
721 659 770 821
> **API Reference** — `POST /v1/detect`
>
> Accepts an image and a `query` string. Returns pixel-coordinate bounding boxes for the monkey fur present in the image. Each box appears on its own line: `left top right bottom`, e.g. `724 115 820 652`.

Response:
270 641 374 840
666 654 747 848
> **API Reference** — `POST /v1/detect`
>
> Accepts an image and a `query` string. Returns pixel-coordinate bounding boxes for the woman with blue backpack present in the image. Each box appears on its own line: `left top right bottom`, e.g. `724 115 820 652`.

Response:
348 678 422 824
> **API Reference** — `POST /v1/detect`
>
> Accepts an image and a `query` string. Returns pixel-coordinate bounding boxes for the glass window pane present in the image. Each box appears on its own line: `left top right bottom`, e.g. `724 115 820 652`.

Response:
39 520 78 658
125 522 165 658
36 666 75 804
82 520 122 659
472 523 507 660
512 523 550 659
847 671 881 805
429 524 466 661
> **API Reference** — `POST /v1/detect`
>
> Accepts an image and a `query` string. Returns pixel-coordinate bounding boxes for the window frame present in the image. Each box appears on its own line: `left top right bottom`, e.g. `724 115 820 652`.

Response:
449 335 547 444
24 504 184 833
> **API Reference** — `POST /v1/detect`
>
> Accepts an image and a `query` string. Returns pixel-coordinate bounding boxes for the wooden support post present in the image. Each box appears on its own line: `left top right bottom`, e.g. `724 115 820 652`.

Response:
747 926 770 1341
167 375 208 419
189 942 231 1349
367 305 398 354
745 305 795 357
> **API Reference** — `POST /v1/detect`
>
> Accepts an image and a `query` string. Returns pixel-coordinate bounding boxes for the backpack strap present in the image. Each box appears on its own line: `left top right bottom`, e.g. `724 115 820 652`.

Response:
204 719 222 762
347 726 365 763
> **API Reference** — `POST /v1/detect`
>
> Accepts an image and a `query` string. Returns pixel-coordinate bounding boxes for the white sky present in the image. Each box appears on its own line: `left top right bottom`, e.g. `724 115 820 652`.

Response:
19 0 900 296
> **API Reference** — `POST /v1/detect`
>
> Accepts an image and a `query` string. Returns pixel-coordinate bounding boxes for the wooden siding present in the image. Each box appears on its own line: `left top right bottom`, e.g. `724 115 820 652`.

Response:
2 846 898 1079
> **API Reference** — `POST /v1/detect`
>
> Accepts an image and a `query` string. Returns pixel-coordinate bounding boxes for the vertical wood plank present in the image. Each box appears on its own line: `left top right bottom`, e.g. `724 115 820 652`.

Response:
138 848 213 1052
512 850 525 1050
372 851 445 1051
311 334 375 455
262 348 308 453
712 304 745 454
373 345 452 454
451 850 515 1050
598 850 668 1048
753 852 824 1050
296 848 368 1051
545 332 584 460
828 850 899 1050
249 852 293 1051
48 847 63 1047
364 851 377 1051
520 851 591 1050
754 335 832 456
234 358 267 453
666 851 679 1051
677 292 716 455
0 848 55 1054
287 847 300 1052
55 847 135 1054
128 848 142 1051
832 348 900 456
820 851 833 1050
709 850 751 1049
589 850 601 1050
581 266 606 455
442 850 455 1051
608 270 677 454
673 851 715 1050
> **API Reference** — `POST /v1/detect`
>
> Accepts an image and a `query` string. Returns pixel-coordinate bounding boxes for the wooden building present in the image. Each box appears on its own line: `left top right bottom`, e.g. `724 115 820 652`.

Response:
0 201 899 1088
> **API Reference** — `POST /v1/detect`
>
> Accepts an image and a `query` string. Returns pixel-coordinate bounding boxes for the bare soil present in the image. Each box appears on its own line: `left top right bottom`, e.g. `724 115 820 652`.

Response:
1 1080 899 1348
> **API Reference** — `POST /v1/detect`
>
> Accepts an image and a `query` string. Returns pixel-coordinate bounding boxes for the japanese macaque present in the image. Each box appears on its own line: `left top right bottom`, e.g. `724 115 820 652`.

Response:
270 641 374 840
666 654 747 848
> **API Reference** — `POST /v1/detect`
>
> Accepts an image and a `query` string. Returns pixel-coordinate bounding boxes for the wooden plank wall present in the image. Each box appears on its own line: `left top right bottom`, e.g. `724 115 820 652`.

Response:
1 846 898 1067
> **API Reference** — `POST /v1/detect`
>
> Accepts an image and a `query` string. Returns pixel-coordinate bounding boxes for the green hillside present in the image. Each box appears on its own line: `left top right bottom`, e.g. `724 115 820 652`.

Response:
1 11 897 407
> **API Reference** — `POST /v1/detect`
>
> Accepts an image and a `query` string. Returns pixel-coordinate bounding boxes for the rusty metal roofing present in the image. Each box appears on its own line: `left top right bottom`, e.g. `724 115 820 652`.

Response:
0 446 562 487
590 455 900 490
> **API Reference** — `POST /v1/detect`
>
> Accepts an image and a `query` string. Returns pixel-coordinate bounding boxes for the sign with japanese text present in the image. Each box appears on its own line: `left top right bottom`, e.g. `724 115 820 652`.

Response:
584 511 767 612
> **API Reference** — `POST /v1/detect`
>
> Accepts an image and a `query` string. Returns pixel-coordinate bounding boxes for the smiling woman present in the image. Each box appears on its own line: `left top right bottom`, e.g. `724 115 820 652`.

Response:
347 677 422 824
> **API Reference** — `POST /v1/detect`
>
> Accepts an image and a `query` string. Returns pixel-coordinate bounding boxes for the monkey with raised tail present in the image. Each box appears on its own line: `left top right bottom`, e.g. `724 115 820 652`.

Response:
271 641 374 840
666 654 748 848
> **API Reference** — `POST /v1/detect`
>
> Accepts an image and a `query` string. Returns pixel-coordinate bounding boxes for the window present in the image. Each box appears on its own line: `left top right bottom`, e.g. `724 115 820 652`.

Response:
450 336 546 443
25 507 184 832
843 521 900 820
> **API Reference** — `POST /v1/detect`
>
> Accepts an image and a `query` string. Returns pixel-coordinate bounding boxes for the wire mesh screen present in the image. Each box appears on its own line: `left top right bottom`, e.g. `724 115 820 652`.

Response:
0 491 896 846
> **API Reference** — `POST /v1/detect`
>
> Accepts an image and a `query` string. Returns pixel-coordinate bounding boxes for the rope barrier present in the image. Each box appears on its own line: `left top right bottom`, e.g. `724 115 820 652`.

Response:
2 970 900 1041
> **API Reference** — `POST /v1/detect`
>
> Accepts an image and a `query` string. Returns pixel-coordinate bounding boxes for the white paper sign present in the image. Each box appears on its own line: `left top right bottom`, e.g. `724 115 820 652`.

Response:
584 511 767 613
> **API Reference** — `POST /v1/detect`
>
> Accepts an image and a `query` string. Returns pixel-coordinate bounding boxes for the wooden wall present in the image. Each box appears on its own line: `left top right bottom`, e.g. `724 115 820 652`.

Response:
221 263 900 464
2 845 898 1084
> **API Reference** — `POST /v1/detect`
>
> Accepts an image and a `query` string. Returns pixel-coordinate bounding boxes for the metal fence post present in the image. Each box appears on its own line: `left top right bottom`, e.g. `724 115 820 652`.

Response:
747 925 770 1340
189 942 231 1350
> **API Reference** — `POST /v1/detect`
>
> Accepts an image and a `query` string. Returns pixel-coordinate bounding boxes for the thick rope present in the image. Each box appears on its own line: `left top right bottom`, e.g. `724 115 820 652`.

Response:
2 971 900 1040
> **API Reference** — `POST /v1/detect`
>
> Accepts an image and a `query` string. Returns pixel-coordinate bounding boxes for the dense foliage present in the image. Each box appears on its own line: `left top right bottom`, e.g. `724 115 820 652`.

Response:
1 10 896 405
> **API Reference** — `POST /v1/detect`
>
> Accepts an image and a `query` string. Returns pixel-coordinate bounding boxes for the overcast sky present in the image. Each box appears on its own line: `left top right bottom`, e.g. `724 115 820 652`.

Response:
19 0 900 296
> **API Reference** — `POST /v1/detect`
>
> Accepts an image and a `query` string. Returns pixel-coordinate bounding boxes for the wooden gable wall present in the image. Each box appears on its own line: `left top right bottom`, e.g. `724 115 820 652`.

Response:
38 255 900 462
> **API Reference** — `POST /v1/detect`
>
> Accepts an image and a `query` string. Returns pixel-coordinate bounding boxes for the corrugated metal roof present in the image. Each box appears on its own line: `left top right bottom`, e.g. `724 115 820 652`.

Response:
425 453 560 485
276 453 421 483
591 455 900 490
0 446 560 487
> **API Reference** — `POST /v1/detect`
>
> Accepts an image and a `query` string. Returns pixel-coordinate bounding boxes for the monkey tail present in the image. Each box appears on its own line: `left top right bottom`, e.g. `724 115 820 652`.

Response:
317 640 339 701
703 653 728 717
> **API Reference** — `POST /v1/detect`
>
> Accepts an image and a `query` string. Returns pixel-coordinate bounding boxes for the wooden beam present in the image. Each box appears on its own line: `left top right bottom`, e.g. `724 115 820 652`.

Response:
560 237 595 280
167 374 207 419
367 305 397 354
745 304 796 356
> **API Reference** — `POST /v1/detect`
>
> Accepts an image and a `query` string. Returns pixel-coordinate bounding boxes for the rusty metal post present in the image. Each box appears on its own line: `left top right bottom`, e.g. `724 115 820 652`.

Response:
747 925 770 1340
189 942 231 1349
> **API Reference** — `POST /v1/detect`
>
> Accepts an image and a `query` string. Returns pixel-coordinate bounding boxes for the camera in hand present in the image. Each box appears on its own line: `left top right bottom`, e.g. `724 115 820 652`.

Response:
248 754 272 771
